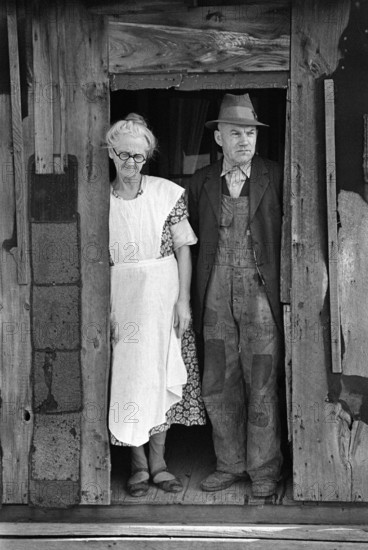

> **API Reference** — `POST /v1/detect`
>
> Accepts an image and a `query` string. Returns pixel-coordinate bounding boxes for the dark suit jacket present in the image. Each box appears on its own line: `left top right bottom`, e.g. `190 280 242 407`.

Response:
188 155 283 335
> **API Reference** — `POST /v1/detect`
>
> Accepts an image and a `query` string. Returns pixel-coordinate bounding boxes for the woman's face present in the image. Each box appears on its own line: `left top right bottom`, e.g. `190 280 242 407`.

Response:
109 134 149 179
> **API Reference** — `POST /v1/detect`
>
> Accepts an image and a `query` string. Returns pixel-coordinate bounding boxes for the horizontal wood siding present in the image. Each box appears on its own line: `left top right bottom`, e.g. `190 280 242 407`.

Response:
110 72 289 91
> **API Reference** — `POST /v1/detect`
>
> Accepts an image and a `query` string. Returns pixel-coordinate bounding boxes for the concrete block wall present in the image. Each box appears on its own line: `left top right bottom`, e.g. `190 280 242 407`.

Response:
30 157 82 507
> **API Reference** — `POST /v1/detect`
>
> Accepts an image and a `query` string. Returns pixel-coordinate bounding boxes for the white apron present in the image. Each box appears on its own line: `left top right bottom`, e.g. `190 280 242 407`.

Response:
108 176 188 447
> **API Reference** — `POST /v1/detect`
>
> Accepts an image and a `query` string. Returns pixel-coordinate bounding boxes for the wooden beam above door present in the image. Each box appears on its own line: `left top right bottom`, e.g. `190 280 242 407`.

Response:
108 2 290 74
110 71 288 91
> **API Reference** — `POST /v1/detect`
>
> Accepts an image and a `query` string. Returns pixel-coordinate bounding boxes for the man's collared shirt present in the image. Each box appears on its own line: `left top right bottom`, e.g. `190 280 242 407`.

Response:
221 159 251 198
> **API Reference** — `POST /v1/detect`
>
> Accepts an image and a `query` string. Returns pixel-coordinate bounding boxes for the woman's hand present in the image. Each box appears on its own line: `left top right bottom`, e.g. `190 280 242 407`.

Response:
173 298 191 338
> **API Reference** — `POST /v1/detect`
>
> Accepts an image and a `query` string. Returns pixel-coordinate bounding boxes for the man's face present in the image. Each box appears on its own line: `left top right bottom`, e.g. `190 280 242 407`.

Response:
214 123 257 166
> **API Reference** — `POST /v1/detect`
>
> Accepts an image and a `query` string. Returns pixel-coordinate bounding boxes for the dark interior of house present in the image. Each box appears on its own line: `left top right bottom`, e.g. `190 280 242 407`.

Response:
109 87 290 504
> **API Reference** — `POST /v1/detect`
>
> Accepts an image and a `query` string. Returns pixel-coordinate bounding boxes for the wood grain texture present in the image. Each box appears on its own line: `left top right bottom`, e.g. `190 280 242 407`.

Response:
88 0 290 20
6 0 30 284
338 190 368 377
108 20 289 74
107 2 290 35
32 0 54 174
324 80 341 373
87 0 186 15
0 93 32 504
49 2 68 173
290 0 351 501
280 80 291 303
3 501 368 525
60 1 111 504
3 522 368 541
3 538 368 549
1 3 33 504
349 420 368 502
283 305 292 442
110 72 288 91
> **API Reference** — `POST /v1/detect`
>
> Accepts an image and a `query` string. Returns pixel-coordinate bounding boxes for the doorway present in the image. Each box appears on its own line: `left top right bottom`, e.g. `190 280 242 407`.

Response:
109 86 290 505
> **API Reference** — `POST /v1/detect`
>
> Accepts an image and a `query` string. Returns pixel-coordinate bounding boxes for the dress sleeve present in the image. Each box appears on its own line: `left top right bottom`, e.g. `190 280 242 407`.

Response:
167 194 198 250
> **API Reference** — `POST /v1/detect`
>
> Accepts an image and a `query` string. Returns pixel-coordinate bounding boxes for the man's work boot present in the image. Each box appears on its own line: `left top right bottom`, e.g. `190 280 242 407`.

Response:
200 470 249 492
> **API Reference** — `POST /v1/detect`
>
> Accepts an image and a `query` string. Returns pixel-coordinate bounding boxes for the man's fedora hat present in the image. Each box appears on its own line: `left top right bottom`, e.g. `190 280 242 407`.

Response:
205 93 268 130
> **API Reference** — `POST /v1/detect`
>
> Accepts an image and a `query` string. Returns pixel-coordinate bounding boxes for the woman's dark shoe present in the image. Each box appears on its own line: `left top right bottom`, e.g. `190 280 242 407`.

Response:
127 468 150 497
152 468 183 493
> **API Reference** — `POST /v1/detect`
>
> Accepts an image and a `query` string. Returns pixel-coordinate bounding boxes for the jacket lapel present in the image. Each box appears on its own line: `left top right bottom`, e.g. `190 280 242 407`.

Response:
249 155 270 222
203 159 222 224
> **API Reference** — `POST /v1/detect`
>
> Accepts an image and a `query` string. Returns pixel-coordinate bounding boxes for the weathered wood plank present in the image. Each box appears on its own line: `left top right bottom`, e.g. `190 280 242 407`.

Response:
110 72 288 91
49 2 67 173
290 0 351 501
338 190 368 377
107 2 290 35
280 80 291 302
4 502 368 525
1 3 33 505
0 97 32 504
6 0 30 284
109 21 289 74
283 305 292 442
349 420 368 502
61 1 111 504
324 79 341 373
87 0 185 15
363 114 368 214
3 538 368 550
3 522 368 541
32 0 53 174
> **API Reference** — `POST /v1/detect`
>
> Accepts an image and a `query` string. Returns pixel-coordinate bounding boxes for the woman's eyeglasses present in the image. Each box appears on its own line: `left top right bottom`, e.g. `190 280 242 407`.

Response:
113 149 146 163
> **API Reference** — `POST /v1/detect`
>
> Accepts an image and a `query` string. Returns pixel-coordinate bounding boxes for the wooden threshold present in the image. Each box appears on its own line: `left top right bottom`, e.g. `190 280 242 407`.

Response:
1 518 368 542
2 503 368 527
2 538 368 550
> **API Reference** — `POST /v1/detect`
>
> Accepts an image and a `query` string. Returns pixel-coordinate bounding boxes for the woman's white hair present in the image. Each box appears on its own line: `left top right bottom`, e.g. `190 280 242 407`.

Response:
106 113 157 159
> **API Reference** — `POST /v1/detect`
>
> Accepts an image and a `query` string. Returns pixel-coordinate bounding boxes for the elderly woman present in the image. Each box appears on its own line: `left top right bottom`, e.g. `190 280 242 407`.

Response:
107 113 205 497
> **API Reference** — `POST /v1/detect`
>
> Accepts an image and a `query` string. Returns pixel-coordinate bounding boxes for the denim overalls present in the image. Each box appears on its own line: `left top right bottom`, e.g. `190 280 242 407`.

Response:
202 189 282 485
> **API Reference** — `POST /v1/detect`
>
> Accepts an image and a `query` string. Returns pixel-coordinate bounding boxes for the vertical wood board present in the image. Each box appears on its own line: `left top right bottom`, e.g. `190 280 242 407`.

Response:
6 0 30 284
338 190 368 377
1 1 33 504
32 0 54 174
290 0 351 501
349 420 368 501
0 94 32 503
280 79 291 303
283 305 292 443
324 79 341 373
61 3 111 504
48 3 67 173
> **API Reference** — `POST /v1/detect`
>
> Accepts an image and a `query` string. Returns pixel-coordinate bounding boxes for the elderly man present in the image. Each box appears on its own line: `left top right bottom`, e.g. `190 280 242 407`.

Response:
188 93 283 497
